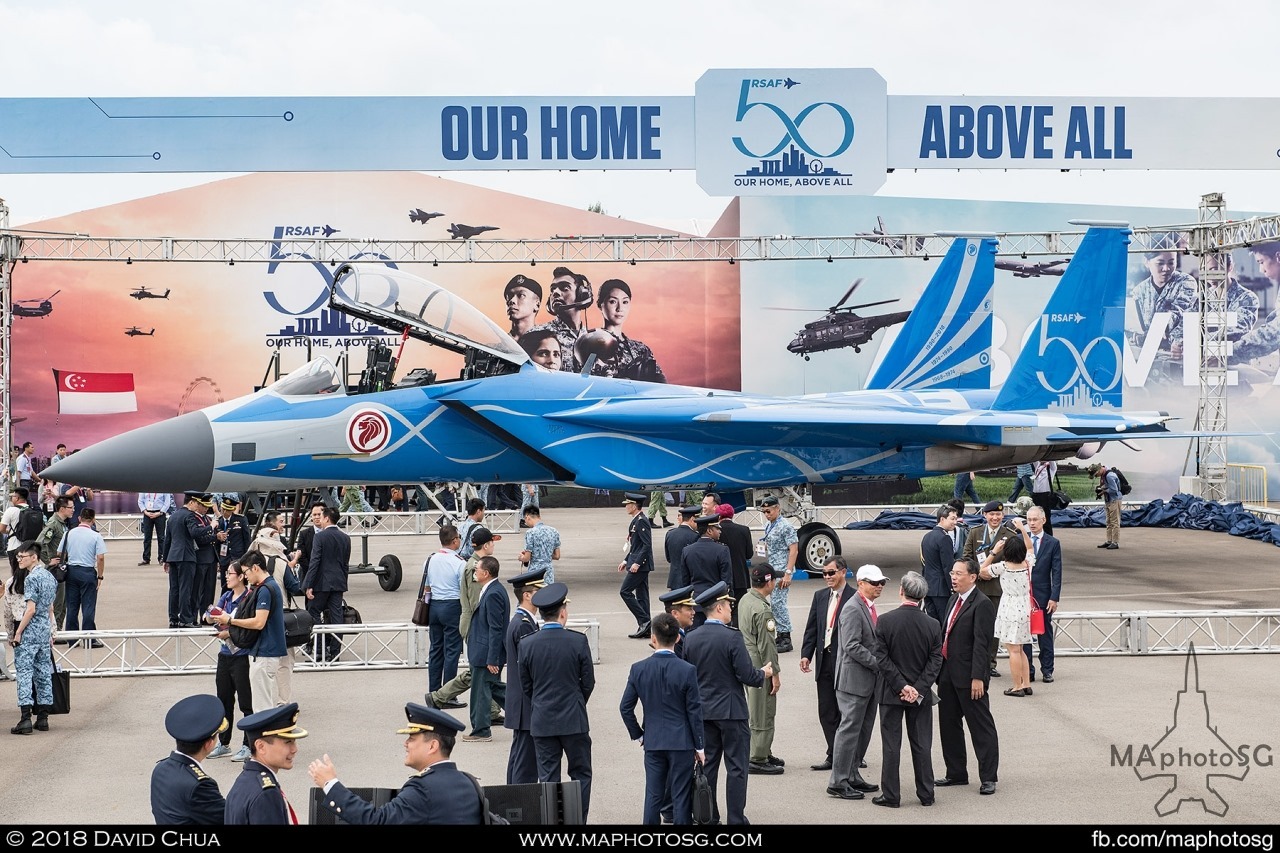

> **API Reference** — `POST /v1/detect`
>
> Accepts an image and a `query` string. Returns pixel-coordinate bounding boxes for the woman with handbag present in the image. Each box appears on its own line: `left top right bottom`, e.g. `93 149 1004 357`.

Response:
981 521 1035 697
205 560 255 761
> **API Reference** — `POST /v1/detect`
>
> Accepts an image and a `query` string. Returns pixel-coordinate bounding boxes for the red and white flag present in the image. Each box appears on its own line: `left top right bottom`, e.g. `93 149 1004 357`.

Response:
52 370 137 415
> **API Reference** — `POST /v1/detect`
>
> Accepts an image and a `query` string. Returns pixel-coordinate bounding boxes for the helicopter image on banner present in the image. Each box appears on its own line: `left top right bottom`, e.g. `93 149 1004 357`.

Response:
129 285 171 300
124 326 155 337
12 290 61 318
769 279 911 359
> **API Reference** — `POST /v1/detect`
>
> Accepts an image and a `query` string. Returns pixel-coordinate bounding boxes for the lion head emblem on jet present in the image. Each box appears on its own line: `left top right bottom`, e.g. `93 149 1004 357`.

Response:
346 409 391 455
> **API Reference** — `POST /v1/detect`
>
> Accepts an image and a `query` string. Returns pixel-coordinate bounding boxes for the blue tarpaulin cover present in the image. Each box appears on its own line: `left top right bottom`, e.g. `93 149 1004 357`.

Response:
843 494 1280 547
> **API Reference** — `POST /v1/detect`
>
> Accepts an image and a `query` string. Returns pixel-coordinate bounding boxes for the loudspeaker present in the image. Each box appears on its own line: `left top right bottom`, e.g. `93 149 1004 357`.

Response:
308 786 398 825
480 780 584 825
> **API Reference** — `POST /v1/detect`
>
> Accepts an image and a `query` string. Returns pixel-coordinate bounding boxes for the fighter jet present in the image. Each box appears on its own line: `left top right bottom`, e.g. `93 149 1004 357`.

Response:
447 223 499 239
783 77 799 89
124 326 155 337
409 209 444 224
129 286 171 300
49 225 1210 517
12 290 61 318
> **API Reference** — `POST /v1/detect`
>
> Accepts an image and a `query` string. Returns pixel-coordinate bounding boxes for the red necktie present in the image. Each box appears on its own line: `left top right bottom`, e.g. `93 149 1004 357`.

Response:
868 601 878 625
942 598 963 658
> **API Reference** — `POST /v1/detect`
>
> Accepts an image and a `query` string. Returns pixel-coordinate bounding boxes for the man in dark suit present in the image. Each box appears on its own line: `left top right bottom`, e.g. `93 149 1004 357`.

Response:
935 558 1000 795
164 492 217 629
193 498 219 614
676 515 733 628
963 499 1019 678
828 564 885 800
304 505 351 661
714 504 753 616
873 570 943 808
464 555 510 741
151 694 227 825
619 612 706 825
682 582 773 825
308 703 485 824
799 555 854 772
619 492 654 639
518 582 595 820
1023 506 1063 683
664 506 701 589
502 567 546 784
920 504 960 623
215 496 251 595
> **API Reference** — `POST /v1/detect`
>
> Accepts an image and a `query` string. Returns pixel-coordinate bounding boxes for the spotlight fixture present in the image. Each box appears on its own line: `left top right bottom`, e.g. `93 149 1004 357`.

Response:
728 258 735 265
826 256 833 263
20 257 27 264
228 259 234 266
530 259 536 267
432 259 438 267
330 259 337 268
924 254 930 261
1021 252 1027 259
629 259 636 266
126 258 133 265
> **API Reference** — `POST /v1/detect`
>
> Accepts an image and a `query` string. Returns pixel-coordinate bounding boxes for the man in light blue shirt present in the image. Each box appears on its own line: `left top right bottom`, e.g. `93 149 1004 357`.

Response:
138 492 174 566
57 507 108 645
426 526 466 694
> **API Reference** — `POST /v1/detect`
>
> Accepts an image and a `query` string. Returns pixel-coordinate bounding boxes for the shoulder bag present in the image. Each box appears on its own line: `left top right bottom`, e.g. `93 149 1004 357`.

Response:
1051 473 1072 511
1029 592 1046 636
411 556 432 626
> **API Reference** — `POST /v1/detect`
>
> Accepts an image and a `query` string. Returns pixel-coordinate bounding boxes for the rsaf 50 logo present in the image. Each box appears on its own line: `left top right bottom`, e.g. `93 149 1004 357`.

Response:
1033 315 1122 395
731 79 855 160
263 225 400 316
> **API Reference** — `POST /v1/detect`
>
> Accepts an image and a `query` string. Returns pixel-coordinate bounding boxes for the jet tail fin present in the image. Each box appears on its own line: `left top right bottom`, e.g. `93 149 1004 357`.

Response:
864 236 996 391
992 225 1130 411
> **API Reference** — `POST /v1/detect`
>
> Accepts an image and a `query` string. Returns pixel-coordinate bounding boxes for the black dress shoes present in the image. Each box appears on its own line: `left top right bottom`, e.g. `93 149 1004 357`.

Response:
438 699 467 710
934 777 969 787
628 622 651 639
810 760 833 771
871 795 899 808
849 779 879 793
920 798 935 807
748 761 783 775
826 784 864 800
979 781 997 795
766 755 785 767
859 760 868 769
989 668 1001 678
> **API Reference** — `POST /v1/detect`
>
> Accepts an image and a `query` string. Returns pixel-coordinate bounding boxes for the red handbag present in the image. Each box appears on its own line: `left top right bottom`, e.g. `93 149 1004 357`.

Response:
1029 593 1046 636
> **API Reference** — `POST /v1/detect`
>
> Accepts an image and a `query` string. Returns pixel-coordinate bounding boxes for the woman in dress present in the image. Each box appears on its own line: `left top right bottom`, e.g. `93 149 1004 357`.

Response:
983 520 1034 697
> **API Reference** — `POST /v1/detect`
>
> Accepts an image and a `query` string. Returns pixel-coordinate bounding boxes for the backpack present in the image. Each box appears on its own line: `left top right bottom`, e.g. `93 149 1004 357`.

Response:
1112 468 1133 496
228 583 270 649
15 506 46 543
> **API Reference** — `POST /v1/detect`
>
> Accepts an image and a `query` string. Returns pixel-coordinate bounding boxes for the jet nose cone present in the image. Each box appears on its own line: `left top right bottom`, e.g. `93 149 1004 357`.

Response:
44 412 215 492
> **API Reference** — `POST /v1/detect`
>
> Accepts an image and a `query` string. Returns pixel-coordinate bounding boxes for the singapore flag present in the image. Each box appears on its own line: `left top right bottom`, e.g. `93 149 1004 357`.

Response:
52 370 138 415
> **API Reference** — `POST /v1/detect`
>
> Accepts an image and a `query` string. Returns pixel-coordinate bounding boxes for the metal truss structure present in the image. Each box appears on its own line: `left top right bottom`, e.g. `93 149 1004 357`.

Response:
3 199 1279 497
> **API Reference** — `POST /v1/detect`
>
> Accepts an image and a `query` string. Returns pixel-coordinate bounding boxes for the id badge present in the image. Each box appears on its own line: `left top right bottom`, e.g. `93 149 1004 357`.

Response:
755 539 767 558
219 544 228 557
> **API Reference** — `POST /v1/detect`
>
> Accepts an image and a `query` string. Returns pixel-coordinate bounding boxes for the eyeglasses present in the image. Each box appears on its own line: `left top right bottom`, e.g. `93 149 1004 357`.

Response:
821 570 842 577
16 553 36 561
862 579 888 587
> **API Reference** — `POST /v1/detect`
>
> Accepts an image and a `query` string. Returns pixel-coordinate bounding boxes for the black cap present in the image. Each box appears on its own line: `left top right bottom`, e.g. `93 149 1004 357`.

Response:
505 274 542 302
183 491 206 504
750 566 774 585
622 492 646 505
220 497 239 512
508 567 548 590
531 582 570 610
400 702 465 735
693 581 733 609
659 584 696 607
470 526 500 547
237 702 308 740
677 506 700 517
757 495 779 508
695 514 721 528
164 695 228 743
980 500 1004 514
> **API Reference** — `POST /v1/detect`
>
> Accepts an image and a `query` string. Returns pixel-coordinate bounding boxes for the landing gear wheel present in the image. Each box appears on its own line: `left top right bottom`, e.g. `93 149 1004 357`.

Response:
377 554 403 592
796 523 841 577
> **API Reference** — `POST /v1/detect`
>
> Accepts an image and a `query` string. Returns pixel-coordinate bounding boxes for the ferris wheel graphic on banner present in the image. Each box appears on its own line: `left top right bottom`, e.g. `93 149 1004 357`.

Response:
177 377 224 416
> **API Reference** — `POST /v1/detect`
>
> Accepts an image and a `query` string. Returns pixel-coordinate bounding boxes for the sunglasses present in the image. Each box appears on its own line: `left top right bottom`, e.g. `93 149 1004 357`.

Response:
821 570 842 577
862 579 888 587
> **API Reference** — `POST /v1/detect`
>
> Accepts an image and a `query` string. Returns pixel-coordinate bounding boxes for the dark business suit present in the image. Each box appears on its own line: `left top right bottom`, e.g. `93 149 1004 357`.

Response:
830 593 880 789
1024 531 1063 679
164 506 216 627
305 524 351 659
876 602 943 805
620 651 706 825
503 606 540 784
320 761 484 824
718 519 754 605
920 525 955 623
936 588 1000 785
150 752 226 825
194 512 219 613
800 583 853 764
677 537 733 628
468 580 511 737
664 523 700 589
620 513 654 628
682 619 765 825
518 624 595 820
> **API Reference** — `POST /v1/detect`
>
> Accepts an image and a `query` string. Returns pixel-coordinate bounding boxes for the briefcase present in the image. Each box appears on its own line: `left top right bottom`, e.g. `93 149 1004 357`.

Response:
691 761 713 824
50 666 71 715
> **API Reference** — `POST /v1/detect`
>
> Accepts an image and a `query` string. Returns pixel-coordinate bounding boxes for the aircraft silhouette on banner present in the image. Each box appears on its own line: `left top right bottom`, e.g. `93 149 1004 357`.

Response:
409 209 444 224
769 278 911 359
49 226 1216 499
447 222 499 239
124 326 155 337
12 290 61 318
129 285 171 300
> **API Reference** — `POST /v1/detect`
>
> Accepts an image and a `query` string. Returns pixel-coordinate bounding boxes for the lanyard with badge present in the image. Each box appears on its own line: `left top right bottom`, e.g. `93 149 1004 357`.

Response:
757 519 778 559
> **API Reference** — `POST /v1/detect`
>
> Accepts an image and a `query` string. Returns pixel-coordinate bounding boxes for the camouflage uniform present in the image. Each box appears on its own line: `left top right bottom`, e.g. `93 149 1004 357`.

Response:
1234 310 1280 363
1129 272 1199 349
14 564 57 708
739 588 780 764
593 334 667 383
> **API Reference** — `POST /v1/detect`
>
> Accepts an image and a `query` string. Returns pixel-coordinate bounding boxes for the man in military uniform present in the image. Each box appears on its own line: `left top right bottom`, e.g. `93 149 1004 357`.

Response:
215 497 251 595
1235 241 1280 364
619 492 654 639
150 695 228 825
658 584 696 659
503 567 546 784
663 506 701 589
35 496 73 631
308 703 485 824
518 582 595 820
758 495 799 653
963 500 1018 678
164 492 217 629
9 542 57 735
676 514 732 629
682 582 774 826
223 703 308 825
739 567 784 775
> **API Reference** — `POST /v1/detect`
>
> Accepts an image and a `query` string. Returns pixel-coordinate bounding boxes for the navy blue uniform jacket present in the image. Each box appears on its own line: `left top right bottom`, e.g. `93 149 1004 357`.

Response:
682 621 764 721
320 762 484 825
224 759 291 825
150 753 225 825
676 537 732 597
503 607 539 732
620 651 705 751
518 625 595 736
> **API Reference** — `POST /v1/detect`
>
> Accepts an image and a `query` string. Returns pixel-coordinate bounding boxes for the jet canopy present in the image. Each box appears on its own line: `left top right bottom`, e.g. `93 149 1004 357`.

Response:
265 357 345 397
330 264 528 366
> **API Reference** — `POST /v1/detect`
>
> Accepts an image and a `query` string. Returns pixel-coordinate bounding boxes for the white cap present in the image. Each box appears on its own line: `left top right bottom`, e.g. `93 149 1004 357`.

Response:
856 564 888 583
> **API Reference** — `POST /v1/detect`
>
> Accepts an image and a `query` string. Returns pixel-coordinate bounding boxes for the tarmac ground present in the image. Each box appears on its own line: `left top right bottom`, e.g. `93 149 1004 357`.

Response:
2 511 1277 825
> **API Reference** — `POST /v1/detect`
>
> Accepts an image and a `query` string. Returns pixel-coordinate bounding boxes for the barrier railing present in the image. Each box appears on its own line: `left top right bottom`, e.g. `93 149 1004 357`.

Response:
1226 463 1269 505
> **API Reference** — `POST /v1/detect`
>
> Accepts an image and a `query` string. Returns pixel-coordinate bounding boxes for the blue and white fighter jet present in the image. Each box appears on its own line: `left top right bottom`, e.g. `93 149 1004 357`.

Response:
48 225 1181 504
